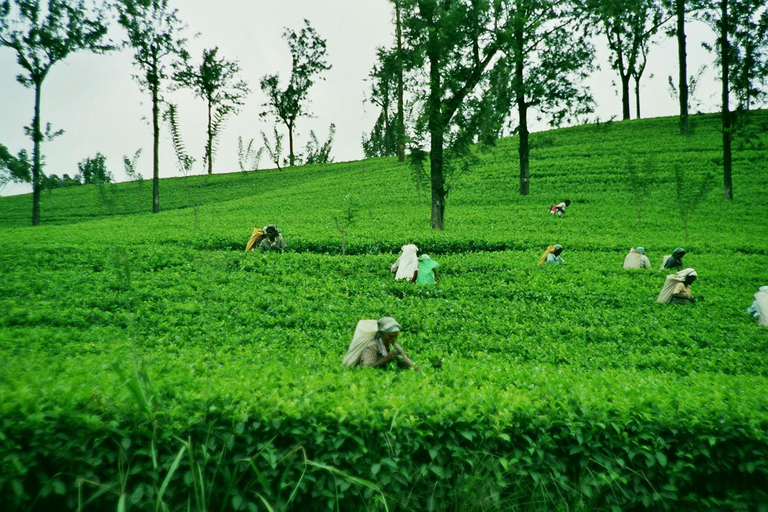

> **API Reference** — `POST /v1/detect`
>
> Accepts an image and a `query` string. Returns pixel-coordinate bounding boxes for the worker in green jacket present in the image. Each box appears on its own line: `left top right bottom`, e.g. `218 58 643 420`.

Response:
414 254 439 285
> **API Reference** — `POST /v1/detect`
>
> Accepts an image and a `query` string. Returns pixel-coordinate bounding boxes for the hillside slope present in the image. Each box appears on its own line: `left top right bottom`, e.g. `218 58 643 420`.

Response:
1 111 767 252
1 112 768 511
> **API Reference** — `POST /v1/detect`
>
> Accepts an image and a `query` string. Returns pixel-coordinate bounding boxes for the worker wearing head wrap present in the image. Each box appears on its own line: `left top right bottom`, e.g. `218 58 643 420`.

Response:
549 199 571 216
343 317 417 369
259 224 287 252
415 254 439 285
657 268 698 304
747 286 768 326
623 247 651 269
538 244 565 266
391 244 419 281
662 247 686 270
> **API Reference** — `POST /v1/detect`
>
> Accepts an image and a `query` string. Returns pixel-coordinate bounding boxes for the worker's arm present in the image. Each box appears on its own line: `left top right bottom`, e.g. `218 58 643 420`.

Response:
370 351 398 368
393 343 417 369
411 270 418 282
672 283 694 302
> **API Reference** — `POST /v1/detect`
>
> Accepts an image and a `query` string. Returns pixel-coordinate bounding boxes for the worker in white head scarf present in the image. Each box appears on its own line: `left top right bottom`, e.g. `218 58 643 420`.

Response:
657 268 698 304
747 286 768 326
343 317 417 369
391 244 419 281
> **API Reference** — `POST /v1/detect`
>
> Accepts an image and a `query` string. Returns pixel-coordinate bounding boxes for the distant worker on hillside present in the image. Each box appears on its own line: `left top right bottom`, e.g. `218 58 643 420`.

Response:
657 268 698 304
391 244 419 281
245 226 266 251
549 199 571 216
259 224 287 252
747 286 768 326
414 254 439 285
538 244 565 266
661 247 686 270
343 317 418 369
623 247 651 269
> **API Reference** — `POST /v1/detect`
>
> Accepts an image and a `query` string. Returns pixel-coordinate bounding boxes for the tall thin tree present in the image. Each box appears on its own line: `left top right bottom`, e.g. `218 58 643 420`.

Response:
701 0 768 200
362 47 399 158
116 0 188 213
0 0 112 225
394 0 406 162
662 0 708 134
399 0 508 229
260 19 331 167
174 47 250 175
504 0 595 196
583 0 666 121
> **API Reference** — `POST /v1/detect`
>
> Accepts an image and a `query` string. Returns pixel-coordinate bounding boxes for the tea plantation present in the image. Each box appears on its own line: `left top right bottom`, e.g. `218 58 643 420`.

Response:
1 113 767 511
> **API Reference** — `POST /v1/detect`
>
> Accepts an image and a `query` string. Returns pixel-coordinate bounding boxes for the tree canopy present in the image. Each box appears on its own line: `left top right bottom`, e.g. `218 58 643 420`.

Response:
260 19 331 168
0 0 112 225
174 47 250 174
116 0 189 212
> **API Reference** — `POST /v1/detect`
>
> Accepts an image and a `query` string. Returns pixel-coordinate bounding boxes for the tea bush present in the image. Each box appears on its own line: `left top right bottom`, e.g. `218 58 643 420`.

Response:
1 113 767 511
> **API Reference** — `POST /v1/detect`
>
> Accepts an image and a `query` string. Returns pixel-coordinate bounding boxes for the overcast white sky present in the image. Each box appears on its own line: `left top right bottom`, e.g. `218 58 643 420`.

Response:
1 1 723 196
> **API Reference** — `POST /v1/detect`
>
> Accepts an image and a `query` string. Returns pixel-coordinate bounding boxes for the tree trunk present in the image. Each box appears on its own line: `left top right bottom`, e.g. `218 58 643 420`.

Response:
429 133 445 229
207 101 213 175
621 72 631 120
514 22 530 196
518 102 530 196
288 122 295 167
416 177 422 206
677 0 689 135
152 81 160 213
427 23 445 230
634 75 641 119
721 0 733 200
31 81 42 226
395 0 405 162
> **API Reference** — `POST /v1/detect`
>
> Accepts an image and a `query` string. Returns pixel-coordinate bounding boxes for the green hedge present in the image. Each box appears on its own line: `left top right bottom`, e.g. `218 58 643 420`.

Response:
3 364 768 512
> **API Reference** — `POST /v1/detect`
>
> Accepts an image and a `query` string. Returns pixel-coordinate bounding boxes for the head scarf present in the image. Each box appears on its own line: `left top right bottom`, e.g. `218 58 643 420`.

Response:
342 318 402 366
538 245 556 266
636 247 645 254
377 317 401 333
394 244 419 280
657 268 697 303
672 247 685 257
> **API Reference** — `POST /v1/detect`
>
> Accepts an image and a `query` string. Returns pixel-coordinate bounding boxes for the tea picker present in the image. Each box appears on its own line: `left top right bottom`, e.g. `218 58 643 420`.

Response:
391 244 419 281
657 268 698 304
538 244 565 266
549 199 571 216
343 317 418 370
414 254 439 285
623 247 651 269
661 247 686 270
259 225 287 252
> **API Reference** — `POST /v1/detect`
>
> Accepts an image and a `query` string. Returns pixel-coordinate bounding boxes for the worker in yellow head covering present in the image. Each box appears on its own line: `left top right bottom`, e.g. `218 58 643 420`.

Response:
538 244 565 266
